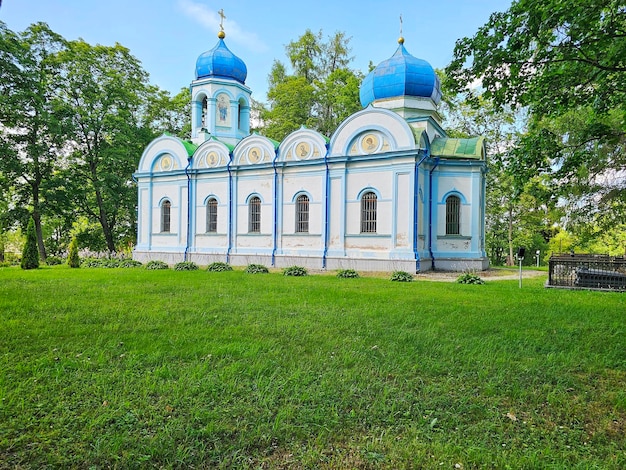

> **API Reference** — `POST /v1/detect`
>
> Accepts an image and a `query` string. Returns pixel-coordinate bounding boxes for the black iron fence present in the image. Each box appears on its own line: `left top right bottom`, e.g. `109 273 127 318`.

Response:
548 254 626 291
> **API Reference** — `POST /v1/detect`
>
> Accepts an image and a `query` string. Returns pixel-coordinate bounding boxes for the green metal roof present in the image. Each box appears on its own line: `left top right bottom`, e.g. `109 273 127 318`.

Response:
411 127 427 147
209 136 235 152
181 140 198 157
430 136 485 160
162 132 198 157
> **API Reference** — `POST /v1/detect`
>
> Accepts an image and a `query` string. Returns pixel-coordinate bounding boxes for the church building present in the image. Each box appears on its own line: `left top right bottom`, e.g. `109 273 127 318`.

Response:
133 26 488 272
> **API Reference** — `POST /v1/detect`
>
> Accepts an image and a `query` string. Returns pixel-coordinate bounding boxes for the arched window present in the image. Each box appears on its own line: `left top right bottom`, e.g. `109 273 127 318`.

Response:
360 191 377 233
206 198 218 233
161 200 171 233
201 96 208 129
248 196 261 233
295 194 309 233
446 195 461 235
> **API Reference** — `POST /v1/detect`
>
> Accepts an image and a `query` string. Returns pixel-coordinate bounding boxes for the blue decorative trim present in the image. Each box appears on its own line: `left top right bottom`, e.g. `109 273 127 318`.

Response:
428 157 440 269
226 153 233 263
184 157 192 261
202 194 222 205
322 142 331 268
291 190 314 203
440 190 468 205
414 149 430 272
244 192 264 204
356 186 382 201
272 147 280 266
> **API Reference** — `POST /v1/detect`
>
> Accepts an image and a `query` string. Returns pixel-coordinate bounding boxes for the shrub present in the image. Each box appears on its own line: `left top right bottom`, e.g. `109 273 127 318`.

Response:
81 257 117 268
67 237 80 268
46 256 63 266
390 270 413 282
337 269 359 279
207 262 233 272
119 259 143 268
21 217 39 270
283 265 307 277
174 261 199 271
145 260 169 270
101 259 121 268
80 257 100 268
456 272 485 285
245 263 269 274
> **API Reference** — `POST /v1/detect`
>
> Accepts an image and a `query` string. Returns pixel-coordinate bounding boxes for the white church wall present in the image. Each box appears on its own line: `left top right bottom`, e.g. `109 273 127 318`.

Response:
392 171 412 252
330 107 416 156
149 179 188 250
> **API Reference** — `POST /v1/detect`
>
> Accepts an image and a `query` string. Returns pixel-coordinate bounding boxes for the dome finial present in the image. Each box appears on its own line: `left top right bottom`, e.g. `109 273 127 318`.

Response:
218 8 226 39
398 14 404 44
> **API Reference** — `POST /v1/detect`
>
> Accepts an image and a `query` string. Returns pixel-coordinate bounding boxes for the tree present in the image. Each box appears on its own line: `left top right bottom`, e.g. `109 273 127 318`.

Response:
446 0 625 116
262 30 362 140
314 68 362 137
67 235 79 268
20 216 39 269
286 29 322 83
262 76 316 141
145 86 191 138
55 39 154 252
445 0 626 247
0 22 68 261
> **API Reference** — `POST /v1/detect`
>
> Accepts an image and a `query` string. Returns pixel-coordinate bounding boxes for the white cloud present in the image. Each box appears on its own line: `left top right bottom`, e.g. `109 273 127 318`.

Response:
178 0 268 53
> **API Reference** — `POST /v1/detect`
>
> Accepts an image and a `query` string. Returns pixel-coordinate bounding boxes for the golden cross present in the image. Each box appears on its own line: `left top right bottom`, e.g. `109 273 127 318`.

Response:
400 14 403 37
218 8 226 31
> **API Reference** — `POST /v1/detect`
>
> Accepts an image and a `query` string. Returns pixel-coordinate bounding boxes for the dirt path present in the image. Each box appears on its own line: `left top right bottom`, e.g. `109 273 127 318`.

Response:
414 269 546 282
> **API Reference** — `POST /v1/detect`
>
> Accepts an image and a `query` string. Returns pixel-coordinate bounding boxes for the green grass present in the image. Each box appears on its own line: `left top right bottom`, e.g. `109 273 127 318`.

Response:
1 266 625 468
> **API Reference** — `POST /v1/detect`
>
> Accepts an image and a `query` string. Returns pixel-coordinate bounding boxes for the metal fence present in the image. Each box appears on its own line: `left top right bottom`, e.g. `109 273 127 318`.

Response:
548 254 626 291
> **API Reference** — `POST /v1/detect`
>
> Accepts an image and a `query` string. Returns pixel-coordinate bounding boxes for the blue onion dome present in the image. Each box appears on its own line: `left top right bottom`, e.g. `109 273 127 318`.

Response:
359 38 442 107
195 32 247 84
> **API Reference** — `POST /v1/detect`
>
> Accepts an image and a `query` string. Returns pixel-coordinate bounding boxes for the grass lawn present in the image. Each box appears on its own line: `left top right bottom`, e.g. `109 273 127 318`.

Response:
0 266 625 469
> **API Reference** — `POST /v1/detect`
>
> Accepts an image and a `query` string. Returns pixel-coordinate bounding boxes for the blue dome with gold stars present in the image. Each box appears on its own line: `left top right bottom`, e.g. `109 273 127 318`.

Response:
195 36 247 84
359 39 441 108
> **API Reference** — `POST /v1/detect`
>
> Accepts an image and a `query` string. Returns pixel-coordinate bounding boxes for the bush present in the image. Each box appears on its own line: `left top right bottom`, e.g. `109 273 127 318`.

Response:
67 237 80 268
337 269 359 279
390 270 413 282
456 272 485 285
174 261 199 271
207 262 233 272
80 257 100 268
81 257 119 268
145 260 169 270
245 263 269 274
100 259 120 268
46 256 63 266
118 259 143 268
21 217 39 270
283 265 308 277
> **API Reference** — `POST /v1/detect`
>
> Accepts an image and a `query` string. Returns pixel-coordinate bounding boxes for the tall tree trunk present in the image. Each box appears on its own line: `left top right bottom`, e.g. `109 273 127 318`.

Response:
507 204 514 266
94 184 116 253
31 189 47 261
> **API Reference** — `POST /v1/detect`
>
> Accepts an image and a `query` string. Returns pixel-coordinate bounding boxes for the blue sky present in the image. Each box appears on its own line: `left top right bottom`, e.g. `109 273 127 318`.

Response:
1 0 512 102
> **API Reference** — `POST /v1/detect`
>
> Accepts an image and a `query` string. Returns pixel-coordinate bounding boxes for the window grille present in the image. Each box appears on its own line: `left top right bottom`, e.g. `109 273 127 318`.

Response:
206 198 217 233
295 194 309 233
161 200 171 233
248 196 261 233
446 195 461 235
360 191 377 233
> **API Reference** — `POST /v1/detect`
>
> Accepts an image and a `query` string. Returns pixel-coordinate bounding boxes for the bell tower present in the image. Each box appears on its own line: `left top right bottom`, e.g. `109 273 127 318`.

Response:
190 14 251 146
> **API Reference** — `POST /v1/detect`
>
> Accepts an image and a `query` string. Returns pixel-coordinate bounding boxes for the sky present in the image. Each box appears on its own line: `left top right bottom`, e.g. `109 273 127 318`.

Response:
1 0 512 102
